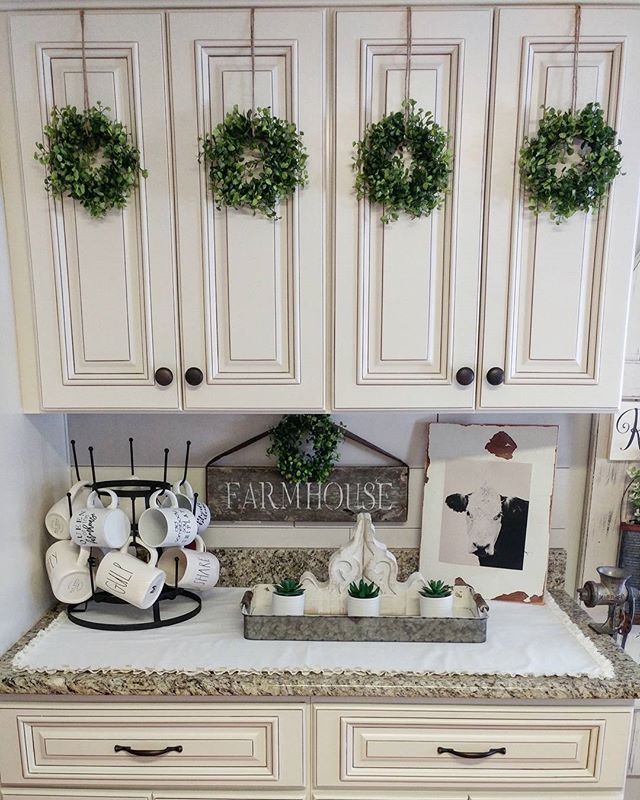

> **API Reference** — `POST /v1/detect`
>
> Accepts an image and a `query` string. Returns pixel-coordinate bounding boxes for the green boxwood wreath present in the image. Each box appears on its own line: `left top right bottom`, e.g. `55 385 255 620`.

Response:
267 415 346 484
199 106 308 220
518 102 623 223
34 103 147 219
353 100 452 224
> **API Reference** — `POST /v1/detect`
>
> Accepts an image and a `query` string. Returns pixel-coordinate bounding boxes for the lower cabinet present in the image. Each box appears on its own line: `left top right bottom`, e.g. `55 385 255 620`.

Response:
0 700 634 799
1 794 150 800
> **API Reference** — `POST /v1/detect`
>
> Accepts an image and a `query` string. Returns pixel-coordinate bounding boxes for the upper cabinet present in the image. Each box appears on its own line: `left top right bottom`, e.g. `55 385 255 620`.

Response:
333 8 492 410
4 8 325 412
169 9 325 411
2 4 639 413
334 5 640 411
6 12 180 411
480 6 640 410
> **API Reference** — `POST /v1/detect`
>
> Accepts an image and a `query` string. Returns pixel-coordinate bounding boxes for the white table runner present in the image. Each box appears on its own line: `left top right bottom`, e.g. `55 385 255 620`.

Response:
12 588 614 678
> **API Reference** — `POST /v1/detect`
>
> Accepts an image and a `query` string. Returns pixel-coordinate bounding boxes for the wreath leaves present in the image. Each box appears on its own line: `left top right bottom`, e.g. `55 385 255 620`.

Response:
267 415 346 484
34 103 147 218
353 99 452 224
199 106 308 220
518 102 622 223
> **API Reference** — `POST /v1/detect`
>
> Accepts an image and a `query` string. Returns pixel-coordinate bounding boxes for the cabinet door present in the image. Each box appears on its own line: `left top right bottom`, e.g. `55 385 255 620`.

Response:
481 7 640 410
170 10 325 410
333 9 492 410
7 13 180 410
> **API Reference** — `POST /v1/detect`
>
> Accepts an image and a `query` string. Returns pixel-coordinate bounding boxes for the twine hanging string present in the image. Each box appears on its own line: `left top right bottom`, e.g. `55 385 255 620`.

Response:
250 8 256 133
570 4 582 114
403 6 413 121
79 10 90 113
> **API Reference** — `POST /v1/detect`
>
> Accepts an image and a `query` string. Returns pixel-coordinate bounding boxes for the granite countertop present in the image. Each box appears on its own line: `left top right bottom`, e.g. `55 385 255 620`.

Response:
1 590 640 700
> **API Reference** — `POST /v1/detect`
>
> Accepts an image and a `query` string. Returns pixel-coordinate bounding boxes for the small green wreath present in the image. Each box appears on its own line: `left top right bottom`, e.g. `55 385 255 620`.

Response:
267 415 346 484
199 106 308 220
519 102 622 223
353 99 452 224
34 103 147 219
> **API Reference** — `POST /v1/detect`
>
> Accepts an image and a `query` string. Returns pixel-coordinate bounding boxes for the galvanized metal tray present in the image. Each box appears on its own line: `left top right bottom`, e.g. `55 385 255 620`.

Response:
241 586 488 643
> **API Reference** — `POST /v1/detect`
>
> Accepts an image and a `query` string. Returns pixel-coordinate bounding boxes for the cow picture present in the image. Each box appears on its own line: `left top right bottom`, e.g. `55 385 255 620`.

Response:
444 484 529 571
421 423 557 602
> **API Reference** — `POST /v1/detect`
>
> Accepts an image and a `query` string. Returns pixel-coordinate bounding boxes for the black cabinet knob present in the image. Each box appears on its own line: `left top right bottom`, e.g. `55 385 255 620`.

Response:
455 367 475 386
154 367 174 387
185 367 204 386
486 366 505 386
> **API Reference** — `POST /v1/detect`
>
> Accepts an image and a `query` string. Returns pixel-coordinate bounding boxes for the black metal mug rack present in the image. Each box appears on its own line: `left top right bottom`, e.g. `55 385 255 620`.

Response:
65 439 202 632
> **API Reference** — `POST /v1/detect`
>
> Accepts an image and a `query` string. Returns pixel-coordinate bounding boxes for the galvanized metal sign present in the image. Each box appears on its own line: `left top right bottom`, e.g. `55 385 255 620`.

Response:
206 465 409 523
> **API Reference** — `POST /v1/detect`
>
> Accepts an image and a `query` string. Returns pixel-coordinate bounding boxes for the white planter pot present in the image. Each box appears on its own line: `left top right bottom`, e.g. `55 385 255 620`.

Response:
419 594 454 618
347 595 380 617
271 592 305 616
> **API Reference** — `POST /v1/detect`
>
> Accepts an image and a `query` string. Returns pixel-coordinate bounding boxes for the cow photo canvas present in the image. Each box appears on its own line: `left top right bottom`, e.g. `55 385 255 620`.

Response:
420 423 558 603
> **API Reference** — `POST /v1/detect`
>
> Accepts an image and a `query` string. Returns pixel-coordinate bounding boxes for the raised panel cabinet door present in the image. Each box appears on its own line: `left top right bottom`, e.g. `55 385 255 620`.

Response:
481 7 640 410
7 13 180 410
169 10 325 410
333 9 492 410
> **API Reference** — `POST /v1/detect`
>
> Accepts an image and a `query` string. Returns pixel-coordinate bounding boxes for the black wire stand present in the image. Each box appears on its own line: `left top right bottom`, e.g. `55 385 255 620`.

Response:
66 478 202 632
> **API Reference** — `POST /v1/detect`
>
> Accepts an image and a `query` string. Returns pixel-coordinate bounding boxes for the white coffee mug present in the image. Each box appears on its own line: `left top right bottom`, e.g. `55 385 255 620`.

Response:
172 480 211 532
158 535 220 591
96 539 165 609
45 540 92 604
70 490 130 550
45 480 92 540
138 490 198 549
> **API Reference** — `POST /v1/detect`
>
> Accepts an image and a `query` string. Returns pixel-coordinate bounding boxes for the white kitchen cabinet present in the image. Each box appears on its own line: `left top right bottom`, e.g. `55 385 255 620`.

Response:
314 702 632 796
334 5 640 412
169 9 325 411
0 702 306 789
2 795 150 800
5 13 181 411
3 5 640 413
480 6 640 410
0 700 632 800
333 8 492 410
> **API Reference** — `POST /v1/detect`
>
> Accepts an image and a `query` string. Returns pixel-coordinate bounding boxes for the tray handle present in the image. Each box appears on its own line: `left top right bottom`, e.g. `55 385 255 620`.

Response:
473 590 489 614
240 590 254 615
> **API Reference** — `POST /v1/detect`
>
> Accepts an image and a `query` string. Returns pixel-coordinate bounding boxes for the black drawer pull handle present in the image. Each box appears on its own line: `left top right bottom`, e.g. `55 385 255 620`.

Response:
437 746 506 760
114 745 183 757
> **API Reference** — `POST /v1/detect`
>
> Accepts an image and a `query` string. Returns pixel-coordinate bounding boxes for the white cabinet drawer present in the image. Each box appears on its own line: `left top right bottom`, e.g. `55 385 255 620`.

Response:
2 794 149 800
0 703 305 789
314 704 632 790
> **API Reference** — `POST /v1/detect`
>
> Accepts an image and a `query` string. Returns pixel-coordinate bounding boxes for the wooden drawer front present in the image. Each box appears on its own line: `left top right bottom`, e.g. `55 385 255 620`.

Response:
2 795 149 800
0 704 305 788
314 704 632 790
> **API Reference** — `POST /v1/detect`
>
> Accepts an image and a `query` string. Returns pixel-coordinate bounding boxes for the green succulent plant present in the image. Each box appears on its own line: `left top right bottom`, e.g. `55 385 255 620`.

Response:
420 579 453 598
274 578 304 597
348 579 380 599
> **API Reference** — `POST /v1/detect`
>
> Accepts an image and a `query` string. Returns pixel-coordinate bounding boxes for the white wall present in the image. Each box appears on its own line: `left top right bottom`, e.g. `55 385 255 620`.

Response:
0 185 68 654
67 410 591 592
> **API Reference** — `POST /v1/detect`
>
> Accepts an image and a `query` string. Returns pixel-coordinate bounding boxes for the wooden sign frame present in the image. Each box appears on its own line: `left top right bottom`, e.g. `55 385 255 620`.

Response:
206 428 409 523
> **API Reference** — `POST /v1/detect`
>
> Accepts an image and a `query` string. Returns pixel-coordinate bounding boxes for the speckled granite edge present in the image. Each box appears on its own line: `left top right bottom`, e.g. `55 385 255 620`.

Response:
212 547 567 591
2 589 640 699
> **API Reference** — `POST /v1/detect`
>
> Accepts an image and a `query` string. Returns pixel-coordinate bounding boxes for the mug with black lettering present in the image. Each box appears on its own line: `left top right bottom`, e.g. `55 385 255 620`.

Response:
45 540 93 604
95 539 165 609
138 490 197 549
70 489 130 550
158 535 220 592
171 480 211 533
45 480 92 540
